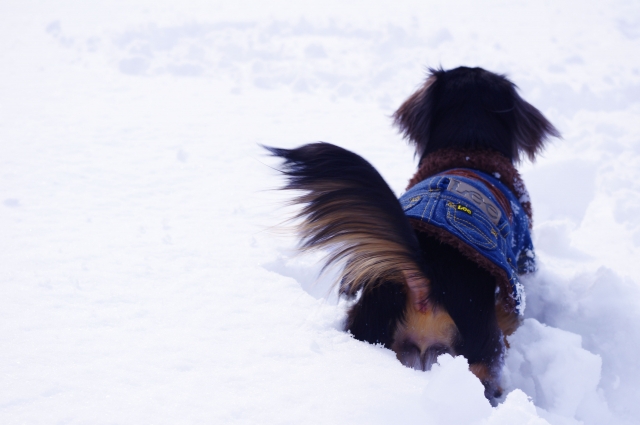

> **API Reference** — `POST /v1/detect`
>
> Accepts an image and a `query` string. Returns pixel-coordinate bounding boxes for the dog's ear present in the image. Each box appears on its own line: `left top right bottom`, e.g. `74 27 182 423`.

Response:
394 67 560 163
392 70 440 159
265 142 431 309
510 89 561 162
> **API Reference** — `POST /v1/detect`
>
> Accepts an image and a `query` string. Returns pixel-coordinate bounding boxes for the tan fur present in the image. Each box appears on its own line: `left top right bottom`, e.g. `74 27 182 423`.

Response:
391 273 459 371
402 270 430 312
496 304 521 348
469 363 491 381
469 363 492 382
393 306 458 352
292 186 425 296
469 363 503 397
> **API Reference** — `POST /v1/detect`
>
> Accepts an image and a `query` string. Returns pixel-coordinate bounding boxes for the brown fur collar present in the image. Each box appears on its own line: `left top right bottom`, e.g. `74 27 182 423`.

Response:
407 149 533 227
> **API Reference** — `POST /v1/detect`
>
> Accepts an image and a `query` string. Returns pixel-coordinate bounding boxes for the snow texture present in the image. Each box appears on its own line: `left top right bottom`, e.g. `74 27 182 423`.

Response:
1 0 640 424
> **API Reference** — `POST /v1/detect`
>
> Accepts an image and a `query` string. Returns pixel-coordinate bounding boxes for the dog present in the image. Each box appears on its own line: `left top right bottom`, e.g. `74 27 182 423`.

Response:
266 66 559 404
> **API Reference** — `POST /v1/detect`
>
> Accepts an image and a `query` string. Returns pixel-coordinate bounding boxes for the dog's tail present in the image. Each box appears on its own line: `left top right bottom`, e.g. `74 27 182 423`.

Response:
265 142 430 308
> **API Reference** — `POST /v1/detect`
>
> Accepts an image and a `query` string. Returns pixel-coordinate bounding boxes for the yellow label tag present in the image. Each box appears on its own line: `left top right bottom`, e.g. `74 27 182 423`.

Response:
456 204 472 215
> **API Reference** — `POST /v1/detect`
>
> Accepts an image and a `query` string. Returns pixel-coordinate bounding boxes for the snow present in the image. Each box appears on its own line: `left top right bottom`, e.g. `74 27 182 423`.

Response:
1 0 640 424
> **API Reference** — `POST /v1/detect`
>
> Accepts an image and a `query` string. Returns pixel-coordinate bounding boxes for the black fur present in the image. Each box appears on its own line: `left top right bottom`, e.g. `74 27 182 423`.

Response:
416 234 502 368
393 66 560 163
268 66 559 404
268 141 502 377
340 230 502 366
265 142 429 297
346 280 407 348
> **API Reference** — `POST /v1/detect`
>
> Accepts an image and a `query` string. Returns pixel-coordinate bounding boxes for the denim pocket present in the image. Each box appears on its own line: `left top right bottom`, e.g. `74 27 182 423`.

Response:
401 195 422 212
445 201 498 250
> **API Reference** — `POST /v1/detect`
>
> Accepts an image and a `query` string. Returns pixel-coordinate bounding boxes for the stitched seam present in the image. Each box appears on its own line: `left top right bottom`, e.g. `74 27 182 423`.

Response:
448 198 497 230
453 217 497 249
420 195 432 220
446 205 497 249
402 196 421 210
428 193 438 220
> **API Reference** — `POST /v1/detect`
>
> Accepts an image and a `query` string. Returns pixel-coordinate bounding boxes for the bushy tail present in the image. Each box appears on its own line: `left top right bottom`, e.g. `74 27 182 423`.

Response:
265 142 430 304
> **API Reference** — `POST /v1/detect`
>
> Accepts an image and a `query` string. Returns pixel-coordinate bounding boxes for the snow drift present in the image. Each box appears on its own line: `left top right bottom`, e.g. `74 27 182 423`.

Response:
1 0 640 424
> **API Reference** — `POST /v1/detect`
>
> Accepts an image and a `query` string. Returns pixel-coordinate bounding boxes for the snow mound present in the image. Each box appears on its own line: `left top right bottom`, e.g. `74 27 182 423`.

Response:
2 0 640 424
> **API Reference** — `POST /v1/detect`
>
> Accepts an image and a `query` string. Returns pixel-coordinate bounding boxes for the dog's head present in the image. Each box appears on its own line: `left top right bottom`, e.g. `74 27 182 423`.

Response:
393 66 560 163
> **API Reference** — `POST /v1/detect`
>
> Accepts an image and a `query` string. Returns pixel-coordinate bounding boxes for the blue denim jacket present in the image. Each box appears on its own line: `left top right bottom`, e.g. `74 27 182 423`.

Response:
399 169 534 315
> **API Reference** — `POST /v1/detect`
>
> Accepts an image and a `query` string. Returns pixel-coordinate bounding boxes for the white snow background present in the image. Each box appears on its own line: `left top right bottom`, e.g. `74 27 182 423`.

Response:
2 0 640 424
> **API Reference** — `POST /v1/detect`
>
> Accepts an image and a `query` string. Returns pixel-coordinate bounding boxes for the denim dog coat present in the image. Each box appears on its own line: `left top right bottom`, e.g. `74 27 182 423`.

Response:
399 168 535 315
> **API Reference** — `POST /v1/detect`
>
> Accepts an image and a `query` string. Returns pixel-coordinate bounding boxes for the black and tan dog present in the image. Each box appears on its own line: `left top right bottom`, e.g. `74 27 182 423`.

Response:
267 67 559 403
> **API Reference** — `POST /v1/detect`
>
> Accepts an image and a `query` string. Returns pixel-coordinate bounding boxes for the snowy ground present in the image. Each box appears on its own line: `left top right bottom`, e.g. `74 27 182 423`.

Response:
2 0 640 423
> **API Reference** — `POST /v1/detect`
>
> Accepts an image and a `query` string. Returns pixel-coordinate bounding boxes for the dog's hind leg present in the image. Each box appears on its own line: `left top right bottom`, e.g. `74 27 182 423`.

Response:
345 280 406 348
